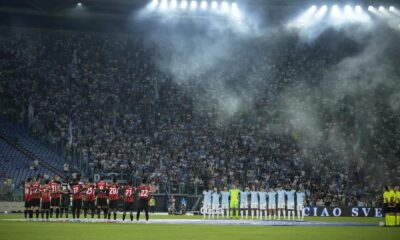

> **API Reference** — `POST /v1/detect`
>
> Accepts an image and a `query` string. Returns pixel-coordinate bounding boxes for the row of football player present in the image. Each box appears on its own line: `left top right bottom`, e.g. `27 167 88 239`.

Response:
202 185 306 221
23 175 153 221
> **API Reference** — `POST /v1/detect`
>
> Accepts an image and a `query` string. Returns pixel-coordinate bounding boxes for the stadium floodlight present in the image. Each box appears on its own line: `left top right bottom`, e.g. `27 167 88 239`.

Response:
368 6 374 12
355 5 362 13
231 2 241 20
159 0 168 11
77 2 82 6
211 1 218 10
221 1 229 13
200 1 207 10
181 0 188 9
232 2 238 11
190 0 197 10
379 6 384 11
331 5 341 18
170 0 177 10
315 5 328 18
389 6 395 11
150 0 158 8
310 5 317 12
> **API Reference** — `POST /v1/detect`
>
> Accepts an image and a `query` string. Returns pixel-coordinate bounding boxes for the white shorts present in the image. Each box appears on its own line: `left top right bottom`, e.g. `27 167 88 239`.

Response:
277 203 285 209
297 204 304 210
251 203 259 209
212 204 220 210
240 203 249 209
259 203 267 210
268 204 276 210
287 202 295 210
204 203 212 209
221 203 229 210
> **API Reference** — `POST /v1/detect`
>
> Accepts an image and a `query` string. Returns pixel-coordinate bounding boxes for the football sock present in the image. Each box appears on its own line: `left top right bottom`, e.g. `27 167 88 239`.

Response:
46 210 49 219
104 209 108 219
122 214 126 221
36 210 39 218
84 209 87 218
56 208 60 218
108 212 111 220
50 208 53 218
24 210 27 218
77 209 80 218
114 212 117 220
41 210 44 219
130 213 133 221
97 208 101 218
29 210 33 218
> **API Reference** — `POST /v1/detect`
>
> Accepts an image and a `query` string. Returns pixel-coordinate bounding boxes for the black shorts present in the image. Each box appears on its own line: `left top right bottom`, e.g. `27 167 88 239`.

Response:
138 198 149 212
85 200 95 210
72 199 82 209
97 198 108 208
109 200 118 209
387 206 395 214
61 195 70 208
51 197 60 207
124 201 134 212
42 201 50 210
25 200 31 208
31 198 40 208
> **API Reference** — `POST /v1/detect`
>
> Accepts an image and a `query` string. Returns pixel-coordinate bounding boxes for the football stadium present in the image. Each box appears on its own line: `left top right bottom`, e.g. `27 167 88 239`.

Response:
0 0 400 239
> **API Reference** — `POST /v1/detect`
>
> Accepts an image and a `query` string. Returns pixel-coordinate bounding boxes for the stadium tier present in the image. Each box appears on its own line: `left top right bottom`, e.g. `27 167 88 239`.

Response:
0 1 399 233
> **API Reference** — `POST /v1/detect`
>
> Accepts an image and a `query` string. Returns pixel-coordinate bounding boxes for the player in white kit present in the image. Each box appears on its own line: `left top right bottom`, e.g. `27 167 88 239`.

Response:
240 187 250 219
285 187 296 220
258 187 267 220
267 187 277 220
211 187 221 219
202 187 212 219
250 185 259 220
220 186 230 218
276 186 286 220
296 189 306 221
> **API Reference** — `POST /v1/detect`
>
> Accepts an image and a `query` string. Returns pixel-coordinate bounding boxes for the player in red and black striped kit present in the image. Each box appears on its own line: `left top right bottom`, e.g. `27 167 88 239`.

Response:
136 178 151 222
122 181 136 221
23 178 32 219
70 176 84 219
108 178 120 220
49 175 61 218
30 176 42 219
84 177 96 219
96 176 108 219
41 180 51 220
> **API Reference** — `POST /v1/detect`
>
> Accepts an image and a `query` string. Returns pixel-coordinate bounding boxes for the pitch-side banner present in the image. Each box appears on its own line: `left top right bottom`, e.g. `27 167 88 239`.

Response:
304 206 383 217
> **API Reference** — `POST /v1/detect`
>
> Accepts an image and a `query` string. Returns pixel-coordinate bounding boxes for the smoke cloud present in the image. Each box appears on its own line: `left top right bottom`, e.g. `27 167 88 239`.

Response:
135 5 400 167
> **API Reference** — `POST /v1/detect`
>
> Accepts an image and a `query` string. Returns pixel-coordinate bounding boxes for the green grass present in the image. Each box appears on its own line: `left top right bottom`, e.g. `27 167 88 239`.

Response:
0 214 399 240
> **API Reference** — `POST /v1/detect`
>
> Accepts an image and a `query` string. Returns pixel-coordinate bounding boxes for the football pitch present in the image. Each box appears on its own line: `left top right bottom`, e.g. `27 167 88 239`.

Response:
0 214 399 240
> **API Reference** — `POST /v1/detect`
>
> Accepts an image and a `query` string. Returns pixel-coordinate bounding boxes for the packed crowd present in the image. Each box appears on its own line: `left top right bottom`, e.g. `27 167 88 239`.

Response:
1 27 399 207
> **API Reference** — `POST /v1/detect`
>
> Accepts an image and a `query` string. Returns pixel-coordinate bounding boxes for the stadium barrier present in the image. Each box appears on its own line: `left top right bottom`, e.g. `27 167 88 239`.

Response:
0 201 24 213
0 201 382 217
304 206 383 217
